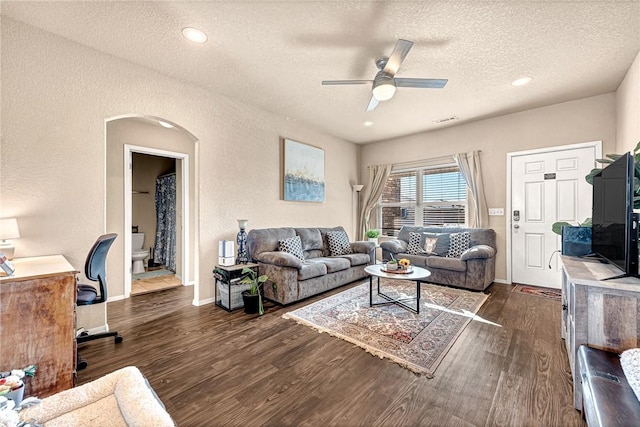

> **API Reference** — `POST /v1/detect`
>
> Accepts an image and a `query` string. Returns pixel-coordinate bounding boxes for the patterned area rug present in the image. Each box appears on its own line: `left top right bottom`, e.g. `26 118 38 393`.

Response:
283 281 488 377
512 284 562 301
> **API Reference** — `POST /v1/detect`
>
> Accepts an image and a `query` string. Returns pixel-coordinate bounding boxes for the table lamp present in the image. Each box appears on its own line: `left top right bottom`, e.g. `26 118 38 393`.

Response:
0 218 20 260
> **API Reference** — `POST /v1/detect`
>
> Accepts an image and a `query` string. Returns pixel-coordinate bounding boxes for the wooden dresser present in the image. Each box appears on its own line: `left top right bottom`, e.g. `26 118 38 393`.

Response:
0 255 78 398
560 255 640 410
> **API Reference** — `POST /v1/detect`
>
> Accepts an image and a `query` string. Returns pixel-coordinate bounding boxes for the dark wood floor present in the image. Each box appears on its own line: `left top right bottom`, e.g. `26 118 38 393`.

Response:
76 281 585 427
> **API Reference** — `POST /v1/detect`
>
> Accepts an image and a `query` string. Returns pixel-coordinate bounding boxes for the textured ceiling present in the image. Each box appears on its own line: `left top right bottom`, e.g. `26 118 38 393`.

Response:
2 1 639 144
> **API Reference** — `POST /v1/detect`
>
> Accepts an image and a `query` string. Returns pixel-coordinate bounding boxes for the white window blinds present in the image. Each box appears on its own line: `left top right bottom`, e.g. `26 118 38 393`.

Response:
378 163 467 236
422 166 466 226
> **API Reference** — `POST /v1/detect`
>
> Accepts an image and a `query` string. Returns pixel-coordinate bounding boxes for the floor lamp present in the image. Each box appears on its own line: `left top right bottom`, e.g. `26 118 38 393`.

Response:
352 184 364 239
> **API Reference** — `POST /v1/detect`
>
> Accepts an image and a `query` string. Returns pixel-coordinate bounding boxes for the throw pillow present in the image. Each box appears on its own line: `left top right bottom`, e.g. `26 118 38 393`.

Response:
447 232 471 258
327 231 353 256
279 235 305 261
407 232 423 255
423 236 439 255
422 232 451 256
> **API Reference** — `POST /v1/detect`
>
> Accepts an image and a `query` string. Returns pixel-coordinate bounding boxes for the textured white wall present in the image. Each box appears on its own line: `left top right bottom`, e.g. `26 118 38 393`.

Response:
361 94 617 283
616 50 640 153
1 18 360 328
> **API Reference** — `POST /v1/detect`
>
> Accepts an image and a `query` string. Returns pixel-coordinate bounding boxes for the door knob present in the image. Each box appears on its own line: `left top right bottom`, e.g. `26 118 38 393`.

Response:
513 224 520 229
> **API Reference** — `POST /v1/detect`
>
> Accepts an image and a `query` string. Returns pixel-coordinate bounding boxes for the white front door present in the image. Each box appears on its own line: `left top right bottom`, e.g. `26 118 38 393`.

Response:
510 144 598 288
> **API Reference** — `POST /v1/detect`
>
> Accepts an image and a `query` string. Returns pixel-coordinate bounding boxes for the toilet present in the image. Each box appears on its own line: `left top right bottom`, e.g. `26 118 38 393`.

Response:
131 233 149 275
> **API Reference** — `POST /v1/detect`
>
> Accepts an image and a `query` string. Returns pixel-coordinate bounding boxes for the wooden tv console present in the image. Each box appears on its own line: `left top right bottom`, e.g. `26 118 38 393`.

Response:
561 255 640 411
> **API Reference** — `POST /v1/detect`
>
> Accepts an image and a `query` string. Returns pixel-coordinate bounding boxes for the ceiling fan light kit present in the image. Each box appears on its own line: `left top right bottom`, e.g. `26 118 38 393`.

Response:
322 38 447 111
372 73 396 101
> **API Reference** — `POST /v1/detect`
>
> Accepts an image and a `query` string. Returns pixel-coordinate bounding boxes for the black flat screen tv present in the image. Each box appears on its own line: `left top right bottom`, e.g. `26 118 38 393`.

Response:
591 152 639 278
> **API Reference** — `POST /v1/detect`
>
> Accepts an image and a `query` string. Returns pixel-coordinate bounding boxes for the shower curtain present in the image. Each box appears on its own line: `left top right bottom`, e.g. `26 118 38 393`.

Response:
154 173 176 272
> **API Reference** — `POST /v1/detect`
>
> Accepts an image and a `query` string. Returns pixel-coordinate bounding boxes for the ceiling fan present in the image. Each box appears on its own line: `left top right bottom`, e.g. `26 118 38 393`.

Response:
322 39 448 112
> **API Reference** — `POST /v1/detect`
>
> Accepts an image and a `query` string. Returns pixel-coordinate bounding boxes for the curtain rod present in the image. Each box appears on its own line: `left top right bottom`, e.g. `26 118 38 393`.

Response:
157 171 176 178
387 150 483 171
366 151 483 171
390 154 454 171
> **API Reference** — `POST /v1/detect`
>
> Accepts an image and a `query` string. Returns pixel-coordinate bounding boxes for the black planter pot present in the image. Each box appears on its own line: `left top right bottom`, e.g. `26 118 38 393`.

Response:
242 291 260 314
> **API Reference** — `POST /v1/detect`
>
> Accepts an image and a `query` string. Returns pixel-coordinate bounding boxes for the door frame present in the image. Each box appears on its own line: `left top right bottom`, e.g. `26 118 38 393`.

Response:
123 144 190 298
506 140 602 284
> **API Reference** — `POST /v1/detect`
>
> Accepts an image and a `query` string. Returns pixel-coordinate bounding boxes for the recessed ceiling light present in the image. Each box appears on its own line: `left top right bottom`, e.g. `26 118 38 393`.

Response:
182 27 207 43
363 121 373 127
512 76 533 87
158 120 174 128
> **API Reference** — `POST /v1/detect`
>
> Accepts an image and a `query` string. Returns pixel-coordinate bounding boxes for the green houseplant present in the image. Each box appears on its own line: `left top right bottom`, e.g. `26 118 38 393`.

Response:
365 229 381 239
366 229 381 246
239 267 275 316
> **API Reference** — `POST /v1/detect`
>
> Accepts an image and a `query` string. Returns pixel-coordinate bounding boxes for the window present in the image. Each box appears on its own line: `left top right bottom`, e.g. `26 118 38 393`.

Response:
379 164 467 236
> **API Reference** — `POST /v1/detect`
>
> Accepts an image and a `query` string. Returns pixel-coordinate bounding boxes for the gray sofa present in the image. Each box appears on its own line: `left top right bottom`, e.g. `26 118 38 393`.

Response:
246 226 375 305
380 226 496 291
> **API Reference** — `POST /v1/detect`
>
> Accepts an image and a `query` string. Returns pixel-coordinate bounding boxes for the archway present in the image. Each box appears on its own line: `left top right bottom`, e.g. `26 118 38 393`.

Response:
106 115 199 303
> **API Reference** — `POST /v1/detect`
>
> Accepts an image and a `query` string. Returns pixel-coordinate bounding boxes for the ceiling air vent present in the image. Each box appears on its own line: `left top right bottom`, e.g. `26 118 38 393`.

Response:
433 116 459 124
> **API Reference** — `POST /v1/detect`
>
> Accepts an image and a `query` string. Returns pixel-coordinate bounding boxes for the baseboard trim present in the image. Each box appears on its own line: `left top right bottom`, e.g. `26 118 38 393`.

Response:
107 295 125 303
493 278 509 284
193 297 214 306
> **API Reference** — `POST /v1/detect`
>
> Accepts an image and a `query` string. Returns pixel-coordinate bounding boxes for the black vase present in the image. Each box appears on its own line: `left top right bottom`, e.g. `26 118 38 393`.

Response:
242 291 260 314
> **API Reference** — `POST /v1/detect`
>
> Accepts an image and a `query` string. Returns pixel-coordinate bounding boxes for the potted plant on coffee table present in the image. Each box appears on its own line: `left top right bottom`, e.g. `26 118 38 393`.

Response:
239 267 275 316
385 258 398 271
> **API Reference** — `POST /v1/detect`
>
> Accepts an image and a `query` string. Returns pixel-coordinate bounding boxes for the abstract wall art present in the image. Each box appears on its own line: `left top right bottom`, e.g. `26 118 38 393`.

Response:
282 138 325 202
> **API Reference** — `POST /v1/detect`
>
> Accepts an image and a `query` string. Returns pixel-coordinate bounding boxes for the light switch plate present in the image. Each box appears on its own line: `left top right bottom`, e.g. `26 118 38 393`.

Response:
488 208 504 216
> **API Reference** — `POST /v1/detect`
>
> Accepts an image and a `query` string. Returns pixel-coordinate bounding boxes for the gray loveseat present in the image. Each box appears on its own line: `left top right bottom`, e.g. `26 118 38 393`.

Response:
380 226 496 291
246 226 375 305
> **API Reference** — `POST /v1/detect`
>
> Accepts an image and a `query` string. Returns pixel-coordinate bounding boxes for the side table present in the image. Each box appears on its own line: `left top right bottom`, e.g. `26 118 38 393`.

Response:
213 263 258 311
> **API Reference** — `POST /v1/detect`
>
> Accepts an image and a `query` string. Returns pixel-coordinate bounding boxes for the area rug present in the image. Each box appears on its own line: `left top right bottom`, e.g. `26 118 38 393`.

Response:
512 284 561 301
283 281 488 377
132 268 174 281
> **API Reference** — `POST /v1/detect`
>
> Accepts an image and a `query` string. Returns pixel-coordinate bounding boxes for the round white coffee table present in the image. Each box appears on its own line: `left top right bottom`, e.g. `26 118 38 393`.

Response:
364 264 431 314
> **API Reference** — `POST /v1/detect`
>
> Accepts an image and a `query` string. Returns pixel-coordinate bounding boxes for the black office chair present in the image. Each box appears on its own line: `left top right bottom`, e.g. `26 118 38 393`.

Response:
76 233 123 370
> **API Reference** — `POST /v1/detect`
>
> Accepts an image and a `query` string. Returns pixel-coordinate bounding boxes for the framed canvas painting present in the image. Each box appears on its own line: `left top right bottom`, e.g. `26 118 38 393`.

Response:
282 138 325 202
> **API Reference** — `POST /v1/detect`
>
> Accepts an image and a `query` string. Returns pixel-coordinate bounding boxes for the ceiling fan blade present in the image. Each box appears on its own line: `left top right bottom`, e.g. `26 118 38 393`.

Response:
395 78 448 89
322 80 373 85
366 95 379 112
382 39 413 76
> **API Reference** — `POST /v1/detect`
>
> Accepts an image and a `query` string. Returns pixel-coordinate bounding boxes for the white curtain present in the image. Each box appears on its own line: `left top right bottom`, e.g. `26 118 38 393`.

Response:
454 151 489 228
359 164 392 239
